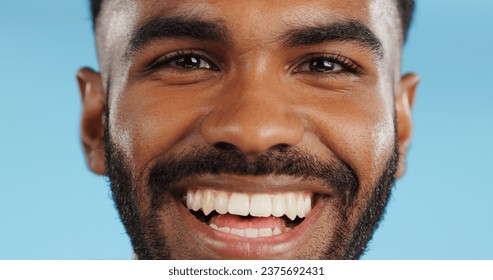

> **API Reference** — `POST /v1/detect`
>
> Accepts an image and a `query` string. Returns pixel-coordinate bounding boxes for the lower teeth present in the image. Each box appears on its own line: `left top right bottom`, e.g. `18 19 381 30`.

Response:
209 223 291 238
188 209 302 238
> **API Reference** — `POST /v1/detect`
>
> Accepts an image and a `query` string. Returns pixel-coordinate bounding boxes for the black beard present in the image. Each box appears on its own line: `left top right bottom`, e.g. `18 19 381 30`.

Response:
104 121 398 260
342 147 398 259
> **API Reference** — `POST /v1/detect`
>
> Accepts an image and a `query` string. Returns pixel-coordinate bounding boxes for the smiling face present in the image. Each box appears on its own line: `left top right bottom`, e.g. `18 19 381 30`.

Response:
77 0 419 259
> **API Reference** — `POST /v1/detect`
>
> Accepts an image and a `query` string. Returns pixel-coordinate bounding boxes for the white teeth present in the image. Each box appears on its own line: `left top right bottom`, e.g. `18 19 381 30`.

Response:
258 228 273 237
210 224 284 238
186 191 194 209
250 194 272 217
186 189 313 219
244 228 259 238
214 191 229 214
228 193 250 216
219 226 230 233
230 228 245 237
297 195 305 218
192 190 202 212
304 195 311 216
271 194 286 217
285 193 298 221
202 189 215 216
273 227 282 235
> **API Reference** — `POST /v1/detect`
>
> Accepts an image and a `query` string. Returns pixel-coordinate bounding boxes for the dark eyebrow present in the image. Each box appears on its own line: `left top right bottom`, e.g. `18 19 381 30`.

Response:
283 20 384 59
125 17 229 61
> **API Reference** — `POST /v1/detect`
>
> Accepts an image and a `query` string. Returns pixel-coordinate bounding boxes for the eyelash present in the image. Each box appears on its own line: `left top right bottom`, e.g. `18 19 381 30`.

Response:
146 50 362 76
147 49 219 72
293 53 362 75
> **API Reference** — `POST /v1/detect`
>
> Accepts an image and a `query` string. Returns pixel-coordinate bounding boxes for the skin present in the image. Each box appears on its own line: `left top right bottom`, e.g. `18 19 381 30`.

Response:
77 0 419 259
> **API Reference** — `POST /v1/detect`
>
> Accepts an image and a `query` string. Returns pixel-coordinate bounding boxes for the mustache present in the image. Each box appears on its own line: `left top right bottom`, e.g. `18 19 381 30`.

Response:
147 146 358 203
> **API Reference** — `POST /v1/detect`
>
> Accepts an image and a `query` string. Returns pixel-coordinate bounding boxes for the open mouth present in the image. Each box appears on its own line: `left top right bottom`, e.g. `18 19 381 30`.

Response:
183 189 313 239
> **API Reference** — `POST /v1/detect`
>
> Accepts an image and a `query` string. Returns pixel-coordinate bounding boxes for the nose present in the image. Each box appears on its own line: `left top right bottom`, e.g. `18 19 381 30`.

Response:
200 79 304 155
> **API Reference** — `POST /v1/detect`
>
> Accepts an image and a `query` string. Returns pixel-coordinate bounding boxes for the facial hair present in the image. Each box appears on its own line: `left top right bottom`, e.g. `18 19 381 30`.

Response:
104 120 398 260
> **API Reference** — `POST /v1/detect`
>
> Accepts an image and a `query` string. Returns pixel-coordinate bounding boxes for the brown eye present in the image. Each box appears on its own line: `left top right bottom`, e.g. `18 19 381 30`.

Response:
300 58 344 73
169 55 213 69
311 59 337 72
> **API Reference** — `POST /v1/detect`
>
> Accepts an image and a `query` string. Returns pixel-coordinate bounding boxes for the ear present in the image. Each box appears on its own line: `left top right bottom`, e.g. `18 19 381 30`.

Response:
395 73 419 178
76 67 106 175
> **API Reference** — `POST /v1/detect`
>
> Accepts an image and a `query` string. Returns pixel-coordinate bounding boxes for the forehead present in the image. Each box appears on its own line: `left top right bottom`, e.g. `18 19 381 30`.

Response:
137 0 371 23
139 0 371 46
128 0 398 35
100 0 400 40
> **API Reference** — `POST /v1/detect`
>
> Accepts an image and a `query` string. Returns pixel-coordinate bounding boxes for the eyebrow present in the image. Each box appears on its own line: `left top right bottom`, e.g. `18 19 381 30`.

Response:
125 17 383 62
283 20 384 59
125 17 229 60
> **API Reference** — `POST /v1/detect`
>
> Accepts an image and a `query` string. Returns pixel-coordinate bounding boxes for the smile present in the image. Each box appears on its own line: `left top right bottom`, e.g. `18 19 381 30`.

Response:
170 175 333 258
185 189 313 238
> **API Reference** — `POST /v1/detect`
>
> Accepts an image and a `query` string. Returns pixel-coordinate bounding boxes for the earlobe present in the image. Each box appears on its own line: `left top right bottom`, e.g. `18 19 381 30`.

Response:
395 73 419 178
76 67 106 175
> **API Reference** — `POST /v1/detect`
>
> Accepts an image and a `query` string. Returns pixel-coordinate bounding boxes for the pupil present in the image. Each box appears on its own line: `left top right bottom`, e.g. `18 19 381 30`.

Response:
311 59 334 72
178 56 199 68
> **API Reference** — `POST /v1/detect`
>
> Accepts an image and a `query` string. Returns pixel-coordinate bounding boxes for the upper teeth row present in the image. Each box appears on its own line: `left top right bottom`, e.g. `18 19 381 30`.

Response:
186 189 312 220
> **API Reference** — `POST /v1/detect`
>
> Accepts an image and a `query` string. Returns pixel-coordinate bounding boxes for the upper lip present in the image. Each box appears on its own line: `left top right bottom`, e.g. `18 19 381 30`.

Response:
168 174 336 196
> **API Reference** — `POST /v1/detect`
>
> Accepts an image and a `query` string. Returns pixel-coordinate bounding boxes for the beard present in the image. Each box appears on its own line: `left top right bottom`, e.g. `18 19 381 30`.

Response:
104 119 398 260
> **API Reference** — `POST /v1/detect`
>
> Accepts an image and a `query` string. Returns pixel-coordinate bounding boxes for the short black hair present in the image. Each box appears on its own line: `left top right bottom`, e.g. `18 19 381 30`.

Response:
90 0 415 41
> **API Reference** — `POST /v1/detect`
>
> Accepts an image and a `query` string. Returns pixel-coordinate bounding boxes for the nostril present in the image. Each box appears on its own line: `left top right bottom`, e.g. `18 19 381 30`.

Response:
214 142 240 152
214 142 292 154
271 143 290 152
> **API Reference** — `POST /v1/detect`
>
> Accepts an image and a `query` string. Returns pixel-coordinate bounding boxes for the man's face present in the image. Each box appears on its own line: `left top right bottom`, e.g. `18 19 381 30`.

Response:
77 0 418 259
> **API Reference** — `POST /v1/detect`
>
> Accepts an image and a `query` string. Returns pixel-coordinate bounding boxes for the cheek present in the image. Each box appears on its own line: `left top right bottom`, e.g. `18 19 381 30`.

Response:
109 84 212 217
311 94 395 228
111 84 209 177
303 88 395 177
299 83 396 221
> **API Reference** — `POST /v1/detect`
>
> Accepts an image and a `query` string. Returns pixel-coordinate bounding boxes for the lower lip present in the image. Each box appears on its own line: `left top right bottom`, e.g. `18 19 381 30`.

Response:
176 195 325 259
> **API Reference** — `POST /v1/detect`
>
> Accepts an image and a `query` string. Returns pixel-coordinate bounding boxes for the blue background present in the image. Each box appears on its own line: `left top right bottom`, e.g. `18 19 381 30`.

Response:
0 1 492 259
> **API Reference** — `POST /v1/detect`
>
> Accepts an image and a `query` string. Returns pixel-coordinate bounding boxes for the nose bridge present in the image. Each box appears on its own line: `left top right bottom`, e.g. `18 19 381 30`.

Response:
200 70 304 155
